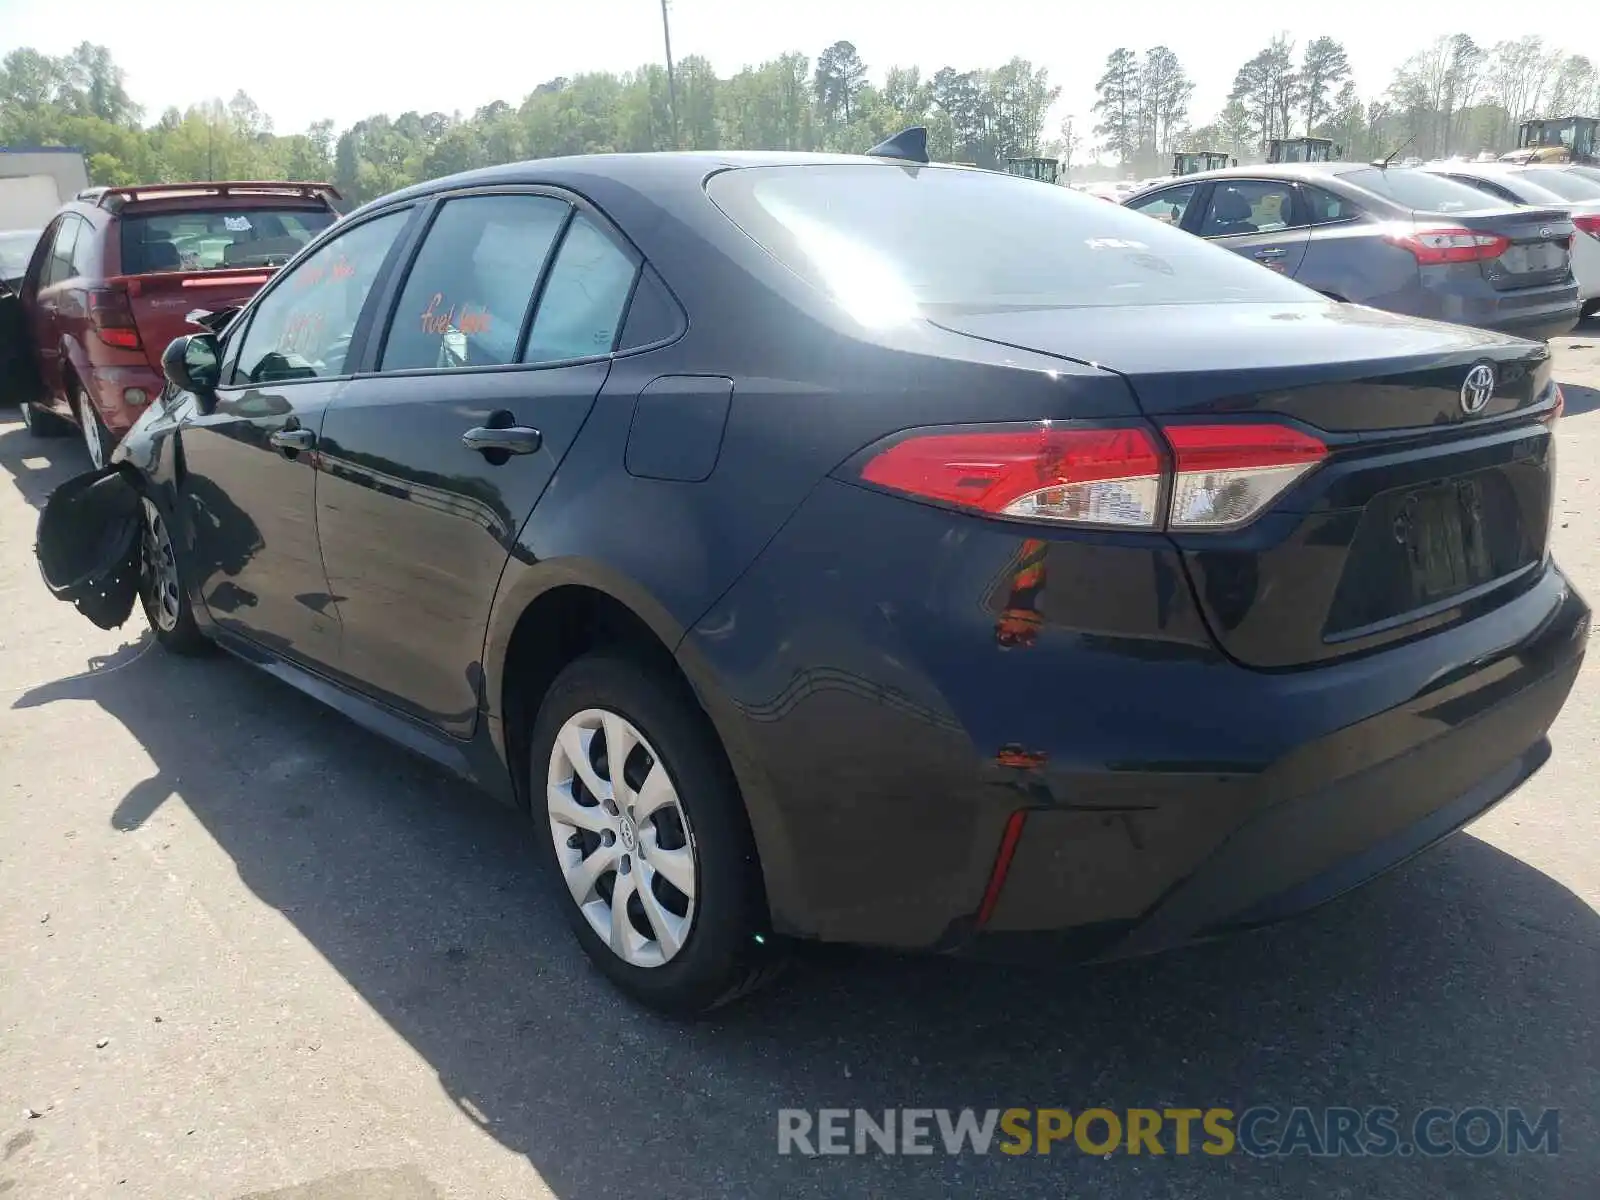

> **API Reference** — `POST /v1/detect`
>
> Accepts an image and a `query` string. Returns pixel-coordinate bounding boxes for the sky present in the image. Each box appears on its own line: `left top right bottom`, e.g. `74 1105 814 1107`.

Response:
0 0 1587 142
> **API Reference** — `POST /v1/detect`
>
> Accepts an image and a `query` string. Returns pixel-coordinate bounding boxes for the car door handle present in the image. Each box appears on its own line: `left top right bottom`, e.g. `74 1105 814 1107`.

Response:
461 426 543 455
1254 248 1287 259
270 428 316 452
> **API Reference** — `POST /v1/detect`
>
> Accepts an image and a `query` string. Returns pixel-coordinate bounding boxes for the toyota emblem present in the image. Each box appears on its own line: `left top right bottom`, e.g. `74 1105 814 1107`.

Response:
1539 226 1553 238
1460 363 1496 415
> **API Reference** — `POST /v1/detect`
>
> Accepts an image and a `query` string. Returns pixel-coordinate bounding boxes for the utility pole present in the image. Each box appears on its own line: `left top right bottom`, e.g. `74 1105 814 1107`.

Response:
660 0 680 149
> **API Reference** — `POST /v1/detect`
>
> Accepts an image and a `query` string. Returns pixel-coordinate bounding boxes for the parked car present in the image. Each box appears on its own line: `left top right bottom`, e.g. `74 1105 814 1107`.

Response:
12 181 341 467
26 151 1586 1014
0 228 41 283
1124 163 1581 340
1422 162 1600 318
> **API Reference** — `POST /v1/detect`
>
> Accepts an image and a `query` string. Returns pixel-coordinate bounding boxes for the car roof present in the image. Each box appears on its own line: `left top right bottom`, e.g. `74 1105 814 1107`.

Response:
345 150 974 220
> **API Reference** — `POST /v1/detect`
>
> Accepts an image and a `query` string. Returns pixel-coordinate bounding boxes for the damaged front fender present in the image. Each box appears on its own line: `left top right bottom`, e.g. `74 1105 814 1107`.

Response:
35 466 143 630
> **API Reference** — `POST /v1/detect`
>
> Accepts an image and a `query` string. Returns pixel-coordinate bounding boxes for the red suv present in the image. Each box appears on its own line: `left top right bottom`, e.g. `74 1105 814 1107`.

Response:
9 182 340 467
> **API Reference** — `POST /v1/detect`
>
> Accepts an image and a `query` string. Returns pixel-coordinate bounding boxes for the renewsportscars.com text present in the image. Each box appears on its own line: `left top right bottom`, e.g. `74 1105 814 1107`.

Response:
777 1106 1560 1158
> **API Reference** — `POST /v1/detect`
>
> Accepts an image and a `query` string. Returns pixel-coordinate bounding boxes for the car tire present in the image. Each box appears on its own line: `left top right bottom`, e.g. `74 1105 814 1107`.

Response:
138 494 210 656
19 400 72 438
76 387 114 470
529 652 781 1015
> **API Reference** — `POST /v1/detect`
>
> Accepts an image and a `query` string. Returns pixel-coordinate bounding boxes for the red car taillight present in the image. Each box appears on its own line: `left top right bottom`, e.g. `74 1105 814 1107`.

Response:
1574 214 1600 241
1387 225 1510 265
89 286 142 351
857 422 1329 531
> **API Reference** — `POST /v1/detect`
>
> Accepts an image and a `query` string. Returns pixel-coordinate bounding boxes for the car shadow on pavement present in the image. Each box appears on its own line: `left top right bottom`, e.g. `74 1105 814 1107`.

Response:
0 417 89 510
13 647 1600 1200
1559 382 1600 419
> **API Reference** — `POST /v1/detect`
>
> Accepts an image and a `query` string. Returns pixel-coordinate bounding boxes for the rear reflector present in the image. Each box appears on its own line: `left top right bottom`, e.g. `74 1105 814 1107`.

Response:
857 421 1328 532
1388 225 1510 265
975 811 1028 927
88 286 142 351
1164 424 1329 529
859 426 1165 527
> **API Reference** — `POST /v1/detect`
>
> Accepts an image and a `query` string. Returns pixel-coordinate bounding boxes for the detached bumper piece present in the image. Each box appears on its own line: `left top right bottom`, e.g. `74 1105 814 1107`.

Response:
35 467 142 630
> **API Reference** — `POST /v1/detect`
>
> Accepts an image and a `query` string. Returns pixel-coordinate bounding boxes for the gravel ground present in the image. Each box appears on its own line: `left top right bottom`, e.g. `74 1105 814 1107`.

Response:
2 325 1598 1199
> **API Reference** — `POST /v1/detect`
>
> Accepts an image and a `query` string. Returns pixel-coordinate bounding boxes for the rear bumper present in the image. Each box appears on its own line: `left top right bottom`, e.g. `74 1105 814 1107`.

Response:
966 568 1586 961
1485 307 1582 343
688 477 1591 955
86 364 164 434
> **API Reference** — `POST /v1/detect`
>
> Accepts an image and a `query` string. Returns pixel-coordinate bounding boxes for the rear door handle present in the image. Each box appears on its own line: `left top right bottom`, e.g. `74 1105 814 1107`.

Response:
462 426 543 456
270 428 316 452
1255 248 1287 259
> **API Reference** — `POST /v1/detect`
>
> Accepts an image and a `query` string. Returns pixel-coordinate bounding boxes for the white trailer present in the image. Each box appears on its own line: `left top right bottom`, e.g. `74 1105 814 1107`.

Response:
0 147 90 230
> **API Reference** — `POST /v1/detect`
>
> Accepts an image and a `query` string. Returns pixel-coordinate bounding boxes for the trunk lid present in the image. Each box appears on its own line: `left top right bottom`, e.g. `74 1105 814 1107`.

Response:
117 268 274 370
934 300 1558 669
1443 208 1575 291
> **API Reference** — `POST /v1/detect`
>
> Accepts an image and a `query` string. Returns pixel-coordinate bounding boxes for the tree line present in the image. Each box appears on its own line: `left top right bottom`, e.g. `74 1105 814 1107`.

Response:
1094 34 1600 175
0 41 1058 205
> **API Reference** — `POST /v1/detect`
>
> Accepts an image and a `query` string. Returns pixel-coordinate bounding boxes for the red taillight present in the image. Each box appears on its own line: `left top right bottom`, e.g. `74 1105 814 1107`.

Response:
1574 214 1600 241
89 287 142 351
1388 225 1510 265
1163 424 1329 529
857 422 1329 531
859 426 1165 527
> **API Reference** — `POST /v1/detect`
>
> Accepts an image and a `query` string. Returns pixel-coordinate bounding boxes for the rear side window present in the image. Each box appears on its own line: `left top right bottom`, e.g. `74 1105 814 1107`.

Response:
232 209 409 384
119 207 335 275
1198 181 1299 236
1301 187 1357 224
1127 184 1197 226
380 194 570 372
1337 168 1493 213
1511 169 1600 201
523 213 638 364
707 164 1309 314
42 216 81 286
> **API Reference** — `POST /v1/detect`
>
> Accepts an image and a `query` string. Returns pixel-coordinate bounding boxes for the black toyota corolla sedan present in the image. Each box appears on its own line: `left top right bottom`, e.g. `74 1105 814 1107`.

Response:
26 142 1588 1014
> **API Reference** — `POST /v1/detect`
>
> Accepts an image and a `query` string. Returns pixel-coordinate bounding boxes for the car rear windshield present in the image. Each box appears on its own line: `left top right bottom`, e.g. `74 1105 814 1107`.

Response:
119 207 335 275
1512 168 1600 201
1336 168 1497 213
705 164 1312 315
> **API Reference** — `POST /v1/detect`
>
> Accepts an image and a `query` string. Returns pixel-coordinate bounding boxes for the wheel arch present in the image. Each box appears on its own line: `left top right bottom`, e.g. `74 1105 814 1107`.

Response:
488 562 786 927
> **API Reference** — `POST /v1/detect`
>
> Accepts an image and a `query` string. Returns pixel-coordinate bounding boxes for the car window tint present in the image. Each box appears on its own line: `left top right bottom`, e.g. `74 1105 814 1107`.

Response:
119 207 335 274
707 164 1311 311
381 194 569 372
1199 181 1298 236
1301 187 1356 223
232 210 409 385
523 213 638 364
1128 184 1197 227
69 218 96 275
1512 168 1600 201
1336 168 1492 213
618 265 683 349
44 217 80 286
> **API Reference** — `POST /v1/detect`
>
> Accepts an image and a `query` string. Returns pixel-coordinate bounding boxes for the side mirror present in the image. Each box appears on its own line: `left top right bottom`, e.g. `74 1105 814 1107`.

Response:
162 333 221 395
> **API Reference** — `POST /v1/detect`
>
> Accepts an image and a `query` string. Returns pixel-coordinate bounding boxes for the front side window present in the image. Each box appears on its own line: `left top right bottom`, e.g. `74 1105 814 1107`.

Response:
381 194 570 372
1128 184 1197 227
119 206 336 274
523 213 638 364
1199 181 1299 236
707 164 1310 316
232 209 409 385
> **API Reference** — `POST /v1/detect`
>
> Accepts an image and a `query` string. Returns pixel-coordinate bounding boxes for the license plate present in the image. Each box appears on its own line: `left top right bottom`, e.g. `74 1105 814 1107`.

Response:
1400 483 1491 601
1503 241 1568 273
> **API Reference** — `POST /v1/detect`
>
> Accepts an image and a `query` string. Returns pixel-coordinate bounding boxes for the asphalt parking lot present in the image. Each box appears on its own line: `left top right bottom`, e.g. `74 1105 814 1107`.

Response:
2 327 1599 1199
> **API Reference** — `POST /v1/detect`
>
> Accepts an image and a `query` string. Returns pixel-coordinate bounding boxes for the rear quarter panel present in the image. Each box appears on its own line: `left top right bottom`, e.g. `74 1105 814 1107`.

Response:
1299 220 1423 312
